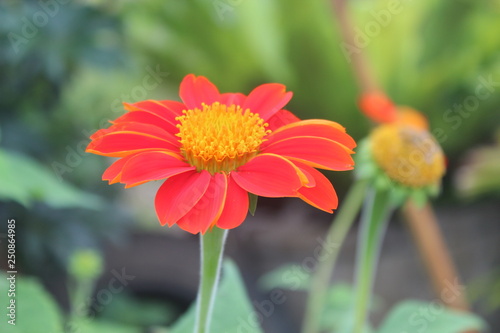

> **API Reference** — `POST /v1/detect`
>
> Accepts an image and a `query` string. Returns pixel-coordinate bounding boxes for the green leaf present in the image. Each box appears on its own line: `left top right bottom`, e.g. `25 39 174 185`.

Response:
0 149 102 210
258 263 310 291
377 301 486 333
69 319 141 333
248 193 258 216
0 273 64 333
169 260 263 333
320 284 373 333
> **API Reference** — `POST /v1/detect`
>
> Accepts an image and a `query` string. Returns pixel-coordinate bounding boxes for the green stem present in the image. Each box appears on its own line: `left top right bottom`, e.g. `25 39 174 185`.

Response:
195 227 228 333
67 278 95 332
352 187 393 333
302 179 369 333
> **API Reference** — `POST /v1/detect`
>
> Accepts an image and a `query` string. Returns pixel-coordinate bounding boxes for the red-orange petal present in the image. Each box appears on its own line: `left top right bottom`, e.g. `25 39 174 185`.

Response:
263 119 356 150
155 170 211 227
102 153 141 184
120 151 194 188
112 111 178 134
262 136 354 171
216 176 249 229
231 153 303 197
176 173 228 234
267 109 301 131
123 100 185 123
86 132 179 157
242 83 292 121
90 122 178 143
359 91 398 123
220 92 246 106
179 74 221 110
298 164 316 188
294 161 338 213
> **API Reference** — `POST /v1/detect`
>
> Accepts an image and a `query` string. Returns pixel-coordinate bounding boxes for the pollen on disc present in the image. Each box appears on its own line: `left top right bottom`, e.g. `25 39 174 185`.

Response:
176 102 270 174
370 124 445 188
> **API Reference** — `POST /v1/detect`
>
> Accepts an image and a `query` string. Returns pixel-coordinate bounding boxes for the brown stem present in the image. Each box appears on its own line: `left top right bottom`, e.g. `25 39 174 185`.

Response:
332 0 378 93
403 201 469 311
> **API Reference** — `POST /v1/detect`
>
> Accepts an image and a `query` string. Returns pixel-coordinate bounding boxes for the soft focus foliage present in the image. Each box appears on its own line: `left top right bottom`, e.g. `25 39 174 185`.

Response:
455 129 500 199
0 148 101 209
168 260 262 333
377 301 485 333
1 0 499 331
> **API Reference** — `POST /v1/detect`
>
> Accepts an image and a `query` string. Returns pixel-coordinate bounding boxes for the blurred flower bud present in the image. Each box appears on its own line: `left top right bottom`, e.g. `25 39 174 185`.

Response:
69 249 103 281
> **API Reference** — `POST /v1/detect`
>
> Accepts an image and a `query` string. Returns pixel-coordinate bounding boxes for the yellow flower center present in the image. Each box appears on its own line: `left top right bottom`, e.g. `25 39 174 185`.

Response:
176 102 270 174
370 124 445 188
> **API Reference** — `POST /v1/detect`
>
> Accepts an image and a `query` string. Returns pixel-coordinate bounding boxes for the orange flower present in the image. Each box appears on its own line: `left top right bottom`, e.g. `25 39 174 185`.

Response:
356 91 445 201
358 91 429 130
358 91 398 124
87 74 356 234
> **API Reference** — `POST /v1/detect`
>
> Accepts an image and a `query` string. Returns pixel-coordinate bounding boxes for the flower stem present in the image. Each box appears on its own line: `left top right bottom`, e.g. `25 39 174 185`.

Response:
403 201 469 311
332 0 379 93
194 227 228 333
302 178 369 333
352 187 393 333
67 278 94 331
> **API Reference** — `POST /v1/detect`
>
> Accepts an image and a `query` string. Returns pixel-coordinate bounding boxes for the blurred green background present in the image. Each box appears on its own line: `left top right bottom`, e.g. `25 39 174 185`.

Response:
1 0 499 332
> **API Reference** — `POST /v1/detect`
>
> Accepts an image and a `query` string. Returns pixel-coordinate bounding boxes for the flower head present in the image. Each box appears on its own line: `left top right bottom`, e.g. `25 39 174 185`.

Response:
87 74 356 234
369 124 445 188
356 91 445 205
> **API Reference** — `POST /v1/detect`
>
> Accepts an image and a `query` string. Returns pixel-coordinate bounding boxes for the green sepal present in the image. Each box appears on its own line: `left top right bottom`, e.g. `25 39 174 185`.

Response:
374 173 391 191
427 182 441 197
409 188 428 208
355 160 377 180
389 184 409 207
248 193 258 216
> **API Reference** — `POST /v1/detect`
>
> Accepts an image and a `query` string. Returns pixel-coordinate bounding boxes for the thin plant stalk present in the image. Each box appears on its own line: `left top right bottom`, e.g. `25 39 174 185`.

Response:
302 178 369 333
332 0 379 93
67 276 96 332
403 201 469 311
194 227 228 333
352 188 393 333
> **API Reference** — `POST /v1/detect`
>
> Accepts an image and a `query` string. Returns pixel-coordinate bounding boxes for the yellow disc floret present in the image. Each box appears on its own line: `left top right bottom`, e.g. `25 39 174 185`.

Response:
176 102 270 174
370 124 445 188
